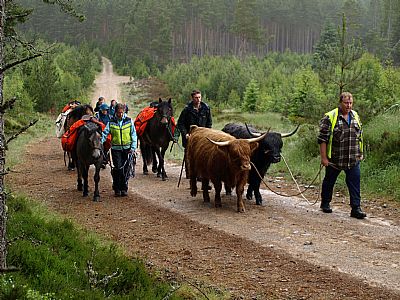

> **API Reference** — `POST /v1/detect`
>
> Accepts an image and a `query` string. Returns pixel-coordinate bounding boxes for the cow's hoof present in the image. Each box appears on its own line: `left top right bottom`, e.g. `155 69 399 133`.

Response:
143 171 149 175
152 167 157 173
246 193 252 200
190 190 197 197
238 208 246 213
77 186 83 191
83 192 88 197
93 196 100 202
215 202 222 208
256 199 263 206
226 191 232 196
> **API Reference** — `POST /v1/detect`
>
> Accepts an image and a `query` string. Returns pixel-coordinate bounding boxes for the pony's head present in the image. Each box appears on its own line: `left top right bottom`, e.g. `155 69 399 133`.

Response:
83 122 103 159
156 98 173 126
65 104 95 132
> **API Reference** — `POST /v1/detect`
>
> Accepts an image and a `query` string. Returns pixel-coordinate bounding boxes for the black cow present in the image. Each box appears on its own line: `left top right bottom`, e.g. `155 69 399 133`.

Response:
222 123 299 205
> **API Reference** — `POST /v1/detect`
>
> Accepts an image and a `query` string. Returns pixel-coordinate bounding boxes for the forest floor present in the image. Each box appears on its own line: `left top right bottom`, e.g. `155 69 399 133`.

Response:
7 57 400 299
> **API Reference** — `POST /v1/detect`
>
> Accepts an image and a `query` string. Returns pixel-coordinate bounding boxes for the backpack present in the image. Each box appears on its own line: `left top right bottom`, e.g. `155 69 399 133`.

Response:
61 119 86 152
134 107 157 137
55 110 70 138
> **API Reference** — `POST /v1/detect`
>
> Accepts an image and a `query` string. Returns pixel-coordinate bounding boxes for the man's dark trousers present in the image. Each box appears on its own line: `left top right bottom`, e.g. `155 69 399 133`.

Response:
321 162 361 208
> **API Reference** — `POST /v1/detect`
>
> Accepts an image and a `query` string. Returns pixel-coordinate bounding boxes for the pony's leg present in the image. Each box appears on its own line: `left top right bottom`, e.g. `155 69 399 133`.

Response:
140 140 149 175
154 147 165 180
82 166 89 197
68 152 75 170
93 166 101 202
159 146 168 180
151 148 158 173
142 157 149 175
76 160 83 191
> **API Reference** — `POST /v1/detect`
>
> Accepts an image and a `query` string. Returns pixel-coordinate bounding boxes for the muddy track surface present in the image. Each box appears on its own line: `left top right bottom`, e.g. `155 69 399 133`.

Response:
8 58 400 299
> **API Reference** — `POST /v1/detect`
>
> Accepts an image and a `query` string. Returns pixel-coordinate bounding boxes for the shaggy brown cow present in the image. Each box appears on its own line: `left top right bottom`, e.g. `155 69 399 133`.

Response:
186 125 267 212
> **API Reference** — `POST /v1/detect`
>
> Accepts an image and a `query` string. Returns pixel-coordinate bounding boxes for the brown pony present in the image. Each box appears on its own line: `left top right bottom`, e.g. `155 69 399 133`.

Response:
63 104 94 170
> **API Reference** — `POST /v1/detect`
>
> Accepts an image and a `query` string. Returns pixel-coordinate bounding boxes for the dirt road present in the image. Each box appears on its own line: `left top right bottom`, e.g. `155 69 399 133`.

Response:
8 59 400 299
91 57 131 104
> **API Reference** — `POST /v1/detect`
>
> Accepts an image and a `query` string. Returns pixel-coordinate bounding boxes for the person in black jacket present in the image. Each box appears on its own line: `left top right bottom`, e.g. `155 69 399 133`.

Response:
94 96 105 112
177 89 212 147
177 89 212 178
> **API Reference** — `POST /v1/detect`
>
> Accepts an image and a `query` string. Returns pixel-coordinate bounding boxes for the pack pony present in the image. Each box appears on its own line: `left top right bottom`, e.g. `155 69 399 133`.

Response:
72 120 104 201
135 98 175 181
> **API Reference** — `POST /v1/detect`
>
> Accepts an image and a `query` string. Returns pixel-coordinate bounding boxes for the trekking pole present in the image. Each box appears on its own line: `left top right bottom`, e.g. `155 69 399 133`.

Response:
177 151 186 188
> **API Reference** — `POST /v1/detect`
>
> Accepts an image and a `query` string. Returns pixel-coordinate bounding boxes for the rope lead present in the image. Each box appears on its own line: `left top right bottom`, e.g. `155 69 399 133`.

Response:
250 156 323 205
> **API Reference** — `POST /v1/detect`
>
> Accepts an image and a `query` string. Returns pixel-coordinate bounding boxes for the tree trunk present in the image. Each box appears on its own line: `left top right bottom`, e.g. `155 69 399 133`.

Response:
0 0 7 271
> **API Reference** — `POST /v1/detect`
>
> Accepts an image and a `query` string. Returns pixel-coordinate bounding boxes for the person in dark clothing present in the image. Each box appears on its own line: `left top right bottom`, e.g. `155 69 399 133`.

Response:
95 103 111 126
177 89 212 147
94 96 105 112
177 89 212 178
109 99 117 116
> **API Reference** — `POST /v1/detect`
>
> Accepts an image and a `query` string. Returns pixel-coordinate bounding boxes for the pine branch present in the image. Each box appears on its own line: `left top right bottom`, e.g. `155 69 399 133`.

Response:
42 0 85 21
6 119 38 145
5 11 32 21
0 53 43 74
0 266 20 273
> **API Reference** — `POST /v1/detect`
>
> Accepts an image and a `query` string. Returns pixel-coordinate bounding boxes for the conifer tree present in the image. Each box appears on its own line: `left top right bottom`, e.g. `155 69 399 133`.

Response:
243 79 260 112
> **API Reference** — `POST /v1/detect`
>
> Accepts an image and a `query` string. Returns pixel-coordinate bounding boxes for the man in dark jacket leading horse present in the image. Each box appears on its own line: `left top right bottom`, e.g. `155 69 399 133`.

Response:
177 89 212 179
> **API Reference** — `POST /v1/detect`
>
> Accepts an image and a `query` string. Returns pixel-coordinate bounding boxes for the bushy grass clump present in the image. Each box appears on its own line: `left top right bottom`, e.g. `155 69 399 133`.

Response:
2 195 182 299
362 112 400 200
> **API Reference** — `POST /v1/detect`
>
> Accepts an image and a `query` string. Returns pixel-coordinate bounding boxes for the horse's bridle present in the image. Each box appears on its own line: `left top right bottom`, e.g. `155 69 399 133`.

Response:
155 107 176 142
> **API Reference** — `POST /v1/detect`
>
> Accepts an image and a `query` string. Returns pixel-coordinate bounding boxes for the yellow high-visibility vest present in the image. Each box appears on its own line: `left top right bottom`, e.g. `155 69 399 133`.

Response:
109 118 132 147
325 108 363 159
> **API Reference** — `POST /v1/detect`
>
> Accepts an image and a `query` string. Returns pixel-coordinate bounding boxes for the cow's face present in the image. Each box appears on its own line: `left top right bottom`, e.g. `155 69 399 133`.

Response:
262 133 283 163
228 141 256 171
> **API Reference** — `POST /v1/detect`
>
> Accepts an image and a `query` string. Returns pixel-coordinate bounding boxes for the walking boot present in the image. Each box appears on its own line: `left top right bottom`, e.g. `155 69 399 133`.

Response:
350 207 366 219
320 200 332 213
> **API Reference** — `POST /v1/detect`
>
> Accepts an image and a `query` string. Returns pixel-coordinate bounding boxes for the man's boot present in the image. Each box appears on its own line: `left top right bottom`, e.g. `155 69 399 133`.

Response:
350 207 366 219
320 200 332 213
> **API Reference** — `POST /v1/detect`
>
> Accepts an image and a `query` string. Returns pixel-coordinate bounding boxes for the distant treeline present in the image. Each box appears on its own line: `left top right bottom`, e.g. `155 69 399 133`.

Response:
18 0 400 72
160 52 400 123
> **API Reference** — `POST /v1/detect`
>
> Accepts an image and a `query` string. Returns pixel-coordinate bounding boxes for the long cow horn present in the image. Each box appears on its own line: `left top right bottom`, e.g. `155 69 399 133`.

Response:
246 130 269 143
207 137 230 146
245 123 261 137
281 124 300 138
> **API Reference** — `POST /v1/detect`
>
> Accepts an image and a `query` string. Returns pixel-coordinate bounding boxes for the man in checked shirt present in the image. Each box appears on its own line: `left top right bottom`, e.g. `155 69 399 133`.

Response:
318 92 367 219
